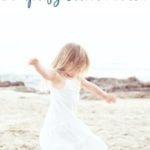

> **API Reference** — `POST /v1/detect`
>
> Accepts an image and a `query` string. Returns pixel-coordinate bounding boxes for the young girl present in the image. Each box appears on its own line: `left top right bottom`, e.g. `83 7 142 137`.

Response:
29 43 116 150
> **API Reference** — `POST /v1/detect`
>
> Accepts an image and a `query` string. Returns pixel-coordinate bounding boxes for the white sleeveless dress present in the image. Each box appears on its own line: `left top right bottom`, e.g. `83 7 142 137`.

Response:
39 78 108 150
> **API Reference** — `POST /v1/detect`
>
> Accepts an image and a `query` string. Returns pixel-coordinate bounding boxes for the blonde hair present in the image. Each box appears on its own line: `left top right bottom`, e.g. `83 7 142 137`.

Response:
51 43 90 78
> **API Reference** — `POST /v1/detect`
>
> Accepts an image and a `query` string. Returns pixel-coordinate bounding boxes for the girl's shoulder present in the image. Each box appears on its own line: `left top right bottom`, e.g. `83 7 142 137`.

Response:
48 69 64 88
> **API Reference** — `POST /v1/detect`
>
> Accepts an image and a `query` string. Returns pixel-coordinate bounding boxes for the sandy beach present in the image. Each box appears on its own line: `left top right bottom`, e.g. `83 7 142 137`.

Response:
0 89 150 150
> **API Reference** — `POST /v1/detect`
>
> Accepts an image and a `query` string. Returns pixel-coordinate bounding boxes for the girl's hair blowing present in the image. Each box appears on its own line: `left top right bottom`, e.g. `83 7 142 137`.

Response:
51 43 90 77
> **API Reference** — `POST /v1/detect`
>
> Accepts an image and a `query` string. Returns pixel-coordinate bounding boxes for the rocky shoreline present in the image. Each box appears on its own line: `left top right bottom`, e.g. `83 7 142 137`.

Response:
81 77 150 99
0 76 150 99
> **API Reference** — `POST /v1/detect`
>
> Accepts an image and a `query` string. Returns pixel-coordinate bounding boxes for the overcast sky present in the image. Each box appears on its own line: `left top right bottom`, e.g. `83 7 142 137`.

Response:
0 1 150 78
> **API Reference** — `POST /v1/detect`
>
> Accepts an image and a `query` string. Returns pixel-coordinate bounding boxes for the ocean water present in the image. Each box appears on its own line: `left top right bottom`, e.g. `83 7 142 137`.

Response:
0 66 150 89
89 67 150 82
0 73 50 92
0 61 150 92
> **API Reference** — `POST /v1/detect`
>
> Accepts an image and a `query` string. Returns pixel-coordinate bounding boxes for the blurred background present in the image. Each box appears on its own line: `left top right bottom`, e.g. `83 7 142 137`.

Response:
0 1 150 82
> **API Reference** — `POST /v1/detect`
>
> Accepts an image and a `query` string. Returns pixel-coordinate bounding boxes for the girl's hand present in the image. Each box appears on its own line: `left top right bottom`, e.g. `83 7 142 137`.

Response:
28 58 39 66
104 94 117 104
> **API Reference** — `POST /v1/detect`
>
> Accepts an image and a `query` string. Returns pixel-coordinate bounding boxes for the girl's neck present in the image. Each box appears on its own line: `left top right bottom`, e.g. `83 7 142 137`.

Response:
58 71 78 80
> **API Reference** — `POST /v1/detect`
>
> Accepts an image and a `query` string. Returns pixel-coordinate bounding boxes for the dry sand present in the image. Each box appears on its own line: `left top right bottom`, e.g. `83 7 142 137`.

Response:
0 89 150 150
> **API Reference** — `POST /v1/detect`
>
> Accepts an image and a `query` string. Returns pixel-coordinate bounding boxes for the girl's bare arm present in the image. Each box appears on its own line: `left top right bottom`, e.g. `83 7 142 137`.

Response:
28 58 57 81
78 77 116 103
